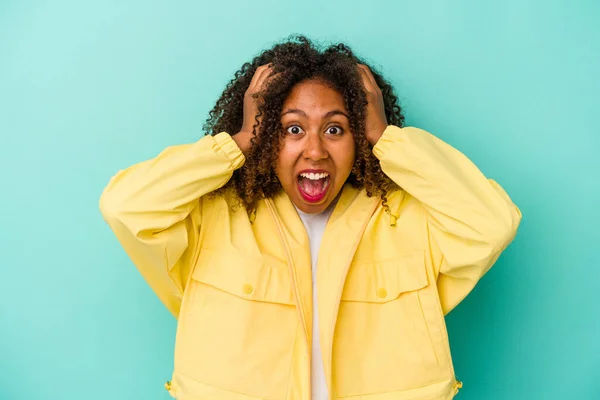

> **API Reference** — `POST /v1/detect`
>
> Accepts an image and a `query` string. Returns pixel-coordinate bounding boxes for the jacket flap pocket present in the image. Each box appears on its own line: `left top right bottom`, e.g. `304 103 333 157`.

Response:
341 250 428 303
191 248 295 306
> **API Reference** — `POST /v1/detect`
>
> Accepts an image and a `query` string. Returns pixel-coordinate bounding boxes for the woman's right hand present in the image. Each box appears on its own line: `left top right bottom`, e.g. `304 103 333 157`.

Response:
233 64 277 156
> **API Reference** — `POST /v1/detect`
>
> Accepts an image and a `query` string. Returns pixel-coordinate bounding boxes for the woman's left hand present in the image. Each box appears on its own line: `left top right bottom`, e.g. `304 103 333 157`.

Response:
358 64 388 146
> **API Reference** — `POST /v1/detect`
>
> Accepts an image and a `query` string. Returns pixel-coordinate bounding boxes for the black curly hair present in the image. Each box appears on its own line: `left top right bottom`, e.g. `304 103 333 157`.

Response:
203 35 405 210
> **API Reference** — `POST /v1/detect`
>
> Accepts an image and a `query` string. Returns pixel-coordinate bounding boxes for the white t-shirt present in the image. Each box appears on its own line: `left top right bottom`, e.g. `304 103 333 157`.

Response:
295 203 336 400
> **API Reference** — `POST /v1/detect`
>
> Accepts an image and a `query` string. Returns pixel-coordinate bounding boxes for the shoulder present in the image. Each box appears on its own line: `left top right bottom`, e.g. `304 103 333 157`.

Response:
198 187 249 226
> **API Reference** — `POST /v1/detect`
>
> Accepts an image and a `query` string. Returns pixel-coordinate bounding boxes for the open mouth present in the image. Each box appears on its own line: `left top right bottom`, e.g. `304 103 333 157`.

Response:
297 171 331 203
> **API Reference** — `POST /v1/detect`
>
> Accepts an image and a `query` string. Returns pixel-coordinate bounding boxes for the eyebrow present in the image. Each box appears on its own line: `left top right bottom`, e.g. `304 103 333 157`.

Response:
281 108 350 119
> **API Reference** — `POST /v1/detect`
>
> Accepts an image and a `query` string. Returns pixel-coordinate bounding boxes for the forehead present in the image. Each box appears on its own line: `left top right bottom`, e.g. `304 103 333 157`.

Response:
282 79 347 114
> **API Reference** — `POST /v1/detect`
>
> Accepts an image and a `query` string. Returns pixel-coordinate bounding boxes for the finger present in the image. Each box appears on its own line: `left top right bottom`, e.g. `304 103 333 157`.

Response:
357 65 374 92
248 63 272 91
361 64 378 88
260 70 282 91
255 65 277 92
358 64 378 91
247 67 264 91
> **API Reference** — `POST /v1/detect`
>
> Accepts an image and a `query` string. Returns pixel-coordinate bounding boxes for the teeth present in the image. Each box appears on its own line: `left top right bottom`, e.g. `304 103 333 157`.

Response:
300 172 329 180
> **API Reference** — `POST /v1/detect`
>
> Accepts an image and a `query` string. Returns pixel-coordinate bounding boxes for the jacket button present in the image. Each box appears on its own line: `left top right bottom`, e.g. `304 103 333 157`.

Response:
243 284 254 294
377 288 387 298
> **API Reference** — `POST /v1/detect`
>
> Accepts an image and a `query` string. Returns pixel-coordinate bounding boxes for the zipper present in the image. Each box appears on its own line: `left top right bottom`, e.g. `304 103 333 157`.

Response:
326 199 380 400
265 199 311 400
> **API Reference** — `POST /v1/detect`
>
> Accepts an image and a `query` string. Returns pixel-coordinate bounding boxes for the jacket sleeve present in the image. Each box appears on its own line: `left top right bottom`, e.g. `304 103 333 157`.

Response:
373 125 522 315
99 132 245 318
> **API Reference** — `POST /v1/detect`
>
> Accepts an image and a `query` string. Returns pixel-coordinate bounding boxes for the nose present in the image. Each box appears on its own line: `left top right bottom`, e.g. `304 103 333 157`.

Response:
302 132 328 161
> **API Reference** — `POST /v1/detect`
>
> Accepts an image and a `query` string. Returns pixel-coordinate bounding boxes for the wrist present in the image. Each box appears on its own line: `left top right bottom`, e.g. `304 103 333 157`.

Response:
232 131 253 156
367 126 386 146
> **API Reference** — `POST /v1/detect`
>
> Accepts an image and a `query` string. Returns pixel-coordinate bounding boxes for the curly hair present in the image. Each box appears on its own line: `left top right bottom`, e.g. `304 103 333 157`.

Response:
203 35 405 210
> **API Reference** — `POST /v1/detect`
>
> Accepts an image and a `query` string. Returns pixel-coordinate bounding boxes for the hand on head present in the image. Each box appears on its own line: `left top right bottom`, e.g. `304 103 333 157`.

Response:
233 64 279 155
357 64 389 145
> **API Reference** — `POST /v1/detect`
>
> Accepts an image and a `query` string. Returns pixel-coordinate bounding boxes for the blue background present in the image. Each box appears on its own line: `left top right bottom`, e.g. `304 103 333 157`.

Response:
1 1 598 399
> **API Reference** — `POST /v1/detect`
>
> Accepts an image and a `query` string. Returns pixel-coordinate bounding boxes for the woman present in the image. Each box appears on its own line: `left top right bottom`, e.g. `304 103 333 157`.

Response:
100 36 521 400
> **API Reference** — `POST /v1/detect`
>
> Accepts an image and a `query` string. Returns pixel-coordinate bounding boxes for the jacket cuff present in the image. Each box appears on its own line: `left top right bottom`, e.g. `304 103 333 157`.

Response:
213 132 246 170
372 125 405 160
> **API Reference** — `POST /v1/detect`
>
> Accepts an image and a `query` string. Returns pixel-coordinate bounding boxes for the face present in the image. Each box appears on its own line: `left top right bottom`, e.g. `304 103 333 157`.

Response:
275 79 356 214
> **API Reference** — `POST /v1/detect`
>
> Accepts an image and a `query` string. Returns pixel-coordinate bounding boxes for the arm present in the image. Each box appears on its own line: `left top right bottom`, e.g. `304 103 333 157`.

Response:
373 126 522 314
99 132 245 318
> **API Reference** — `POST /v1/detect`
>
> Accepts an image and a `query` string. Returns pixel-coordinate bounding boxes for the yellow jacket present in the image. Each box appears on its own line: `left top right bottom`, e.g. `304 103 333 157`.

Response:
100 125 521 400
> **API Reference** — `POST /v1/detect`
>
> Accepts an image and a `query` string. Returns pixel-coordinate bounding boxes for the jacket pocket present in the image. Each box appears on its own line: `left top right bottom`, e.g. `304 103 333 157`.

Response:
340 250 428 303
174 248 297 400
191 249 295 305
334 250 452 397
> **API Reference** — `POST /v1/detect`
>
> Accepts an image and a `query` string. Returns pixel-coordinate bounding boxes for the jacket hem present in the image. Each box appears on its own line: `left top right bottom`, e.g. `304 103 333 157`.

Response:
335 376 459 400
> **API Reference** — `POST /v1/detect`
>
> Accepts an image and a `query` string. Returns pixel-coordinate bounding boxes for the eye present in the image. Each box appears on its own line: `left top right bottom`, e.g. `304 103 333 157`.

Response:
286 125 304 135
326 126 344 135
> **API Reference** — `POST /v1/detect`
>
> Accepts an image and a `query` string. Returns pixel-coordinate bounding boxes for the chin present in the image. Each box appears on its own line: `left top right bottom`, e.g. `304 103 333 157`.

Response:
296 202 329 214
293 188 340 214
